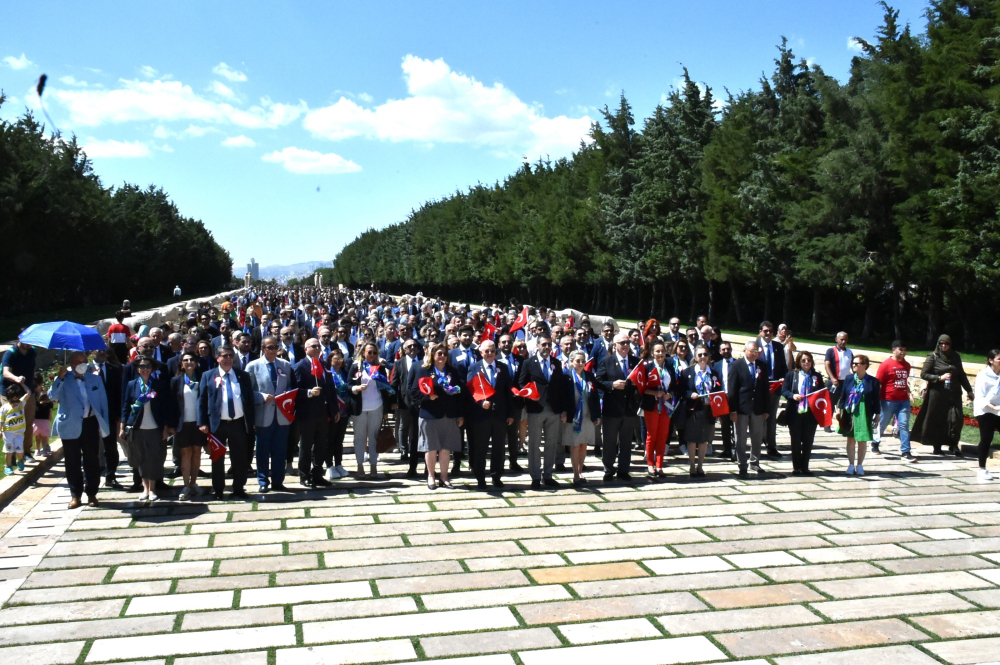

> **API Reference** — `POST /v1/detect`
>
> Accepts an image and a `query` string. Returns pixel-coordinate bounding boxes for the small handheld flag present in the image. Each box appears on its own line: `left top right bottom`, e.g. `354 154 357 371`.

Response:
206 432 227 462
275 389 298 423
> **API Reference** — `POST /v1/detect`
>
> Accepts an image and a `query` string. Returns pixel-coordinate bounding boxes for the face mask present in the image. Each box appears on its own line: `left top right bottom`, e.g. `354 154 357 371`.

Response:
74 363 88 376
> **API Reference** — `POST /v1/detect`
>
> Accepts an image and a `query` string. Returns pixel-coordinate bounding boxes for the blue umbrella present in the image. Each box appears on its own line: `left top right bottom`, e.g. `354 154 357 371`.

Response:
18 321 107 351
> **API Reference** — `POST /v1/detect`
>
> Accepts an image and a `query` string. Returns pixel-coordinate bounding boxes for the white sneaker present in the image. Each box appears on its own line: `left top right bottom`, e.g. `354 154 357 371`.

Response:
979 468 994 482
138 491 149 501
148 493 159 502
178 488 190 501
335 465 348 478
324 467 337 481
856 465 865 476
846 464 855 476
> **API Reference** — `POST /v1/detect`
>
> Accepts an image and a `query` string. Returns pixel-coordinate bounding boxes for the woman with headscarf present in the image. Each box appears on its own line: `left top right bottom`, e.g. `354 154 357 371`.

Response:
912 335 974 456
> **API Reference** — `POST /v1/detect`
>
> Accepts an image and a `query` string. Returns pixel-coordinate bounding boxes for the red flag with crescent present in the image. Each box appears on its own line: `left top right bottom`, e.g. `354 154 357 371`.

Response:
646 365 661 390
708 391 730 418
627 363 648 395
483 322 497 341
769 379 784 395
418 376 434 396
310 356 325 380
807 388 834 428
584 357 594 373
509 307 529 333
512 381 539 400
275 389 298 423
467 372 495 402
206 432 227 462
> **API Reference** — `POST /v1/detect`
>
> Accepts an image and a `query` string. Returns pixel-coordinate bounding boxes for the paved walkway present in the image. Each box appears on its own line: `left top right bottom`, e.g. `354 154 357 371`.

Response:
0 430 997 665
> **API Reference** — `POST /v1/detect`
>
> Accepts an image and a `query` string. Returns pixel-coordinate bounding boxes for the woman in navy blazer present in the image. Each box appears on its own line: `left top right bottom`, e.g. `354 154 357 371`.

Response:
122 359 174 501
781 351 825 476
677 344 723 478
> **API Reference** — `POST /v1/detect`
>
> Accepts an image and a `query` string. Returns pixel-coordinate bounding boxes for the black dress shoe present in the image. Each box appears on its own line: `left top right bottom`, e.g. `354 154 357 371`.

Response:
952 447 964 458
555 463 567 472
738 467 749 479
405 468 419 479
617 472 632 482
155 481 170 493
530 479 542 490
300 477 313 488
126 483 143 493
105 479 125 491
259 485 270 494
451 463 461 476
492 476 505 488
214 491 225 500
166 467 182 479
508 463 523 473
232 489 249 500
603 472 615 482
544 477 559 487
477 479 487 490
313 477 333 487
767 450 783 459
272 483 290 491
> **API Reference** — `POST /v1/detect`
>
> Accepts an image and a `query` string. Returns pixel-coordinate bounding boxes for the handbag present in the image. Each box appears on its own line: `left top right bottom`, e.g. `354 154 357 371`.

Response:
376 426 396 454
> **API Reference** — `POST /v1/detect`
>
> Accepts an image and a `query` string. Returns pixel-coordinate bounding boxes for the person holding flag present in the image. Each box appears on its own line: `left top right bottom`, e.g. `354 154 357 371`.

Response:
597 332 641 483
755 321 788 459
517 336 568 490
563 350 601 486
198 345 258 500
781 351 825 476
639 340 676 478
679 344 722 478
324 347 352 480
497 334 525 473
466 340 517 489
410 343 465 490
349 342 394 479
291 339 335 488
246 336 297 493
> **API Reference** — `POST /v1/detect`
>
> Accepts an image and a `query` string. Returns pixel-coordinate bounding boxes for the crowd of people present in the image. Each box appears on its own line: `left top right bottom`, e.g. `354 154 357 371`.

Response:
1 285 997 508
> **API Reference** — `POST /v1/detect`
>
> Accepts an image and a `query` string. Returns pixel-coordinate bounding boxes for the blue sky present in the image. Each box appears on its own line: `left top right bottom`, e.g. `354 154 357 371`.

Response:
2 0 928 270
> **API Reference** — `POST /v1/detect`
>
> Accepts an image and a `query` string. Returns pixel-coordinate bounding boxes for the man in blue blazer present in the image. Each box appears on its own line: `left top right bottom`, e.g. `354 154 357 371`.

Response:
466 340 517 489
448 324 481 475
755 321 788 459
49 352 111 508
246 336 297 492
198 345 259 500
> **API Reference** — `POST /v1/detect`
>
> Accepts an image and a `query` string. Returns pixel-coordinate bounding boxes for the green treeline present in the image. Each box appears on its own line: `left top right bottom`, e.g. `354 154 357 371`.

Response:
0 96 234 316
332 2 1000 349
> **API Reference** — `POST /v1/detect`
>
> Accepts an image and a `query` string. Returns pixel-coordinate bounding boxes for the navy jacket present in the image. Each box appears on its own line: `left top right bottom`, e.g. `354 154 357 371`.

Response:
197 367 257 434
122 375 174 429
410 364 465 420
595 351 641 418
292 358 337 422
466 359 518 421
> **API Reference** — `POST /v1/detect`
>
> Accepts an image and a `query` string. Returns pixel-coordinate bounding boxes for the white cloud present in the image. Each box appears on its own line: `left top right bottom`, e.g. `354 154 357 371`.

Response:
139 65 158 78
222 135 255 148
59 75 92 87
303 55 592 159
213 62 247 82
847 37 864 52
211 80 236 99
52 78 306 128
357 92 373 103
262 146 361 174
81 138 151 158
3 53 32 70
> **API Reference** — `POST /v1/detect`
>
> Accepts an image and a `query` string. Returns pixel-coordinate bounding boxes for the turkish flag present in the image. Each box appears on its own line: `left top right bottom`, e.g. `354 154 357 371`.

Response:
708 391 730 418
206 432 227 462
483 322 497 341
627 363 648 394
584 357 594 373
275 389 298 423
512 381 540 400
395 348 402 360
646 365 661 390
807 388 834 428
769 379 784 395
467 372 496 402
418 376 434 396
509 307 529 333
310 356 325 380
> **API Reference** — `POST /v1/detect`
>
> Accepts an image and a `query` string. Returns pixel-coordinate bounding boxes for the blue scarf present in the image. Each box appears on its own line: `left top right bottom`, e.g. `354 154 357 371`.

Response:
570 369 588 433
363 361 395 394
433 366 460 395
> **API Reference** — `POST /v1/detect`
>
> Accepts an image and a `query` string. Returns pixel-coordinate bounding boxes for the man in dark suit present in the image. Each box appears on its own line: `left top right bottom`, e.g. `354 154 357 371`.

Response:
167 335 205 376
292 338 336 488
755 320 787 459
392 339 420 476
727 340 770 477
198 345 258 500
596 332 641 482
517 336 567 490
234 333 259 371
92 349 124 489
278 327 305 365
448 325 481 475
212 320 233 352
467 340 517 489
149 327 175 365
497 333 523 472
712 341 737 461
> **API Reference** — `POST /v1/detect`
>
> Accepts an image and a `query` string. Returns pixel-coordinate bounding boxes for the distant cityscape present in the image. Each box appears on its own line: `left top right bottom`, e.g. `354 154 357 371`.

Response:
247 260 331 284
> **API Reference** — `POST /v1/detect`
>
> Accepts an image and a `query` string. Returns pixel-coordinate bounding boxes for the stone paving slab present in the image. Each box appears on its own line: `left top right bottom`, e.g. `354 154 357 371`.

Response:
2 433 1000 664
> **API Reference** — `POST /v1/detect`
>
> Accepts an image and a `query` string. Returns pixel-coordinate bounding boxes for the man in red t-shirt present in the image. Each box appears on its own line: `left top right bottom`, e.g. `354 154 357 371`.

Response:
874 340 914 461
106 311 131 365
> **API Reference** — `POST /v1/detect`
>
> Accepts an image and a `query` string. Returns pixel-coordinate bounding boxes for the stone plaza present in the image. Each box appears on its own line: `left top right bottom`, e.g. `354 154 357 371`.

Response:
0 429 997 665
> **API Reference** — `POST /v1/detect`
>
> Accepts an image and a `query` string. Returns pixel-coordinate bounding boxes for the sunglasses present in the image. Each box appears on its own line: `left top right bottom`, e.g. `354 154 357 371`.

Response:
219 353 234 359
696 353 708 358
263 345 279 350
137 365 152 370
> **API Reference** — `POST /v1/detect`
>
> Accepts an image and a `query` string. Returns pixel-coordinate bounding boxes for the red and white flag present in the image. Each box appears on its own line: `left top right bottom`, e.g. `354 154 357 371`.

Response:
275 389 298 423
418 376 434 396
509 307 529 334
708 391 730 418
512 381 540 400
807 388 834 428
310 356 325 380
483 321 497 341
769 379 784 395
627 363 648 395
206 432 227 462
467 372 495 402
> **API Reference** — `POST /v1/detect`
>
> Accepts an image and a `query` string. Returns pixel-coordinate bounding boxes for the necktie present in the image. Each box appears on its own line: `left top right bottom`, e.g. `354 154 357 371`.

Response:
99 365 105 383
488 364 495 386
225 372 236 418
543 360 550 380
268 362 277 387
621 357 628 376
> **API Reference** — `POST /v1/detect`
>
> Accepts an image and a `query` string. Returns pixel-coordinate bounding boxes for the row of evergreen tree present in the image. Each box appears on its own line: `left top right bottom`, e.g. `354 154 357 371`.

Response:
0 95 234 316
333 2 1000 350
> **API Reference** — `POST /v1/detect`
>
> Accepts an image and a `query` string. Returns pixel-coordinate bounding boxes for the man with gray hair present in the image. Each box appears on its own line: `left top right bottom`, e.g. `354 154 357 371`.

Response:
727 340 771 478
596 332 641 482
